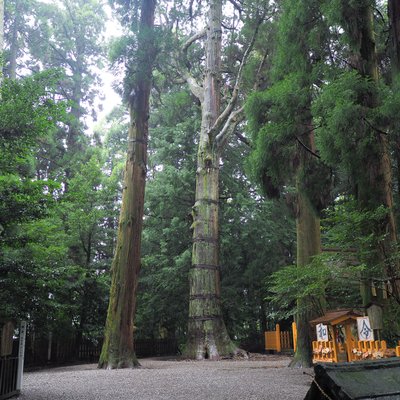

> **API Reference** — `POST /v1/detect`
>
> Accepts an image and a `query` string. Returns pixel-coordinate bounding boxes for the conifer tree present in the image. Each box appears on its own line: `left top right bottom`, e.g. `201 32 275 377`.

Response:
98 0 157 369
179 0 265 360
315 0 400 306
246 0 329 366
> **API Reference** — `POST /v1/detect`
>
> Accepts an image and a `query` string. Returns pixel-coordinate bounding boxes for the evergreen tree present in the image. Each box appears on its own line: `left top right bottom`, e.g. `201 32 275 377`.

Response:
0 72 68 325
246 0 330 366
315 0 400 308
178 0 267 360
99 0 157 369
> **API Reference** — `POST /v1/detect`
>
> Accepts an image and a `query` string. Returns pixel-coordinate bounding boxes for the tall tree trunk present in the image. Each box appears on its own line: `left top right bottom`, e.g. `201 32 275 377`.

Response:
389 0 400 74
348 4 399 302
8 1 21 80
291 175 321 367
185 0 238 360
290 126 322 368
98 0 156 369
387 0 400 300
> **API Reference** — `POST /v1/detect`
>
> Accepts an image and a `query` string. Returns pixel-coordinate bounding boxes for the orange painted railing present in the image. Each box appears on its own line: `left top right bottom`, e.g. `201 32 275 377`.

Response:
264 323 297 353
349 340 388 361
312 341 338 363
313 339 396 363
265 324 281 352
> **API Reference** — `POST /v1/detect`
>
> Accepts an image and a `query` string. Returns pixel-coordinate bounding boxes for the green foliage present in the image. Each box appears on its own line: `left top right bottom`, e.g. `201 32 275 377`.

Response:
268 255 363 320
0 71 67 172
246 73 310 196
268 197 392 320
320 0 373 50
271 0 326 80
136 89 198 340
0 175 58 229
108 0 160 100
313 71 378 171
219 187 296 338
323 197 392 273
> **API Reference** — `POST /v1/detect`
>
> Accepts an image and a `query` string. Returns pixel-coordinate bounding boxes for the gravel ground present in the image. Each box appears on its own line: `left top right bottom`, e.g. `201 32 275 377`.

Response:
19 355 313 400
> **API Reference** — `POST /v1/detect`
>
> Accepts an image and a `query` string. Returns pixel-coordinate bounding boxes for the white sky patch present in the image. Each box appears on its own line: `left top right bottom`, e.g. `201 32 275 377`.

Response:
36 0 124 133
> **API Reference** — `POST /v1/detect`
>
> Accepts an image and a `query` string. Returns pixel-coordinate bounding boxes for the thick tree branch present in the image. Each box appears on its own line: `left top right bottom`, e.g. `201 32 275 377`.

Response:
182 29 207 55
179 29 206 103
182 70 204 101
362 117 388 136
235 130 251 147
216 106 245 150
295 135 321 159
253 51 268 90
227 0 243 14
210 15 264 139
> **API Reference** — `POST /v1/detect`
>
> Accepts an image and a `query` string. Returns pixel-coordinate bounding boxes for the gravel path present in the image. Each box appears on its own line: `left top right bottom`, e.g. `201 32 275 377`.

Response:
20 355 313 400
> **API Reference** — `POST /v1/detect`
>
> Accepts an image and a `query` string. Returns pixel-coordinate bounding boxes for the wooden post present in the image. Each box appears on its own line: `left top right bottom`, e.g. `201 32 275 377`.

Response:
16 321 27 391
344 324 353 362
0 321 15 356
330 326 340 363
292 322 297 352
47 331 52 362
276 324 281 353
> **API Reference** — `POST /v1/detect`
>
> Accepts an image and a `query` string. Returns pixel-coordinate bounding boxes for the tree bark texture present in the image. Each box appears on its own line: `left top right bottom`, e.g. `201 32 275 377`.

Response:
389 0 400 74
291 177 321 368
98 0 156 369
185 0 238 360
291 129 322 368
7 0 20 80
345 4 399 301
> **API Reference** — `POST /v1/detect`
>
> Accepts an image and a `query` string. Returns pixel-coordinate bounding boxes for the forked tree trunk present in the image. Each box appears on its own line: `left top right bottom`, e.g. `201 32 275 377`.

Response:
184 0 238 360
98 0 156 369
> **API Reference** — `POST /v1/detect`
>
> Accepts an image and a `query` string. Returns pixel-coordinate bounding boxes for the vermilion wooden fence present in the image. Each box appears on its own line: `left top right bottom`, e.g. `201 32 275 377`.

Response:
264 323 297 353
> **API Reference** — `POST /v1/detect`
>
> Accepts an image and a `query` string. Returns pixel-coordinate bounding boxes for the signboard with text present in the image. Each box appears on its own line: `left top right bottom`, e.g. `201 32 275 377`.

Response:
316 323 329 341
357 316 374 341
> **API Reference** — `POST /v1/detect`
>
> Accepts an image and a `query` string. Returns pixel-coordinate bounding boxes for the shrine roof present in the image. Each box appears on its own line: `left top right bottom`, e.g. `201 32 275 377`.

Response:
310 309 362 326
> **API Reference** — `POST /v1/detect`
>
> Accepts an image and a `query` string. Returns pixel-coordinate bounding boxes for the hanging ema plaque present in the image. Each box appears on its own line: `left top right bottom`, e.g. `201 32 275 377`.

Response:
316 323 329 341
357 316 374 341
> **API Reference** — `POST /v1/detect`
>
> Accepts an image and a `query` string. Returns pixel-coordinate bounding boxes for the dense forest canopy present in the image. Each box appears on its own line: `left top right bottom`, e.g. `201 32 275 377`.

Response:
1 0 400 367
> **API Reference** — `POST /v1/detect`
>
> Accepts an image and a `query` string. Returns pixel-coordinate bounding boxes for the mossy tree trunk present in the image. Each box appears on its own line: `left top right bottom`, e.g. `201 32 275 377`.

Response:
291 132 322 368
98 0 156 369
184 0 239 360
